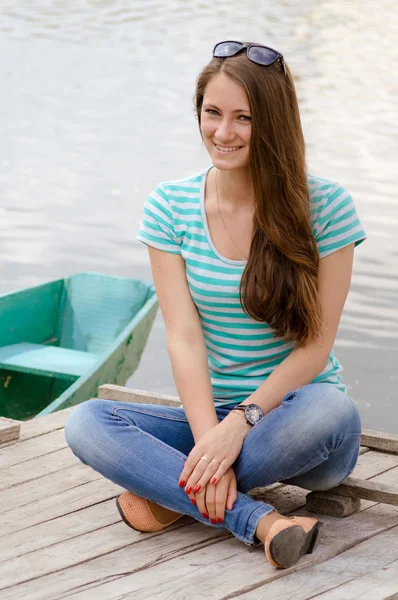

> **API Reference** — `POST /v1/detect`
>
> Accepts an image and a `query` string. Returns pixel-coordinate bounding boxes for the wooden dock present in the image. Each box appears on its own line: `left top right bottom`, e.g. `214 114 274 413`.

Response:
1 387 398 600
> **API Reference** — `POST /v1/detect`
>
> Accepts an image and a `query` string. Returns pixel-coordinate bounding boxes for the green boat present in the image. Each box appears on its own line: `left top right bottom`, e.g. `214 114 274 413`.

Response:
0 272 158 421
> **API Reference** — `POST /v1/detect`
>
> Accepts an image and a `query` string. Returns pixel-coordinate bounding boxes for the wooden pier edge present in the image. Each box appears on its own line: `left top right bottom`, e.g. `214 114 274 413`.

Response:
97 384 398 516
0 416 21 443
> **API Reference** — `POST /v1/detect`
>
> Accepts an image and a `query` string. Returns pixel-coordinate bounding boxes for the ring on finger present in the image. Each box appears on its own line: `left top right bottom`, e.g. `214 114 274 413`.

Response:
200 455 211 463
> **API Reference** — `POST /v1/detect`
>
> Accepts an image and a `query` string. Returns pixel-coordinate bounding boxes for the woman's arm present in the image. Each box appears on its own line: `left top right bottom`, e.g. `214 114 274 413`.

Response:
225 243 356 428
148 246 219 442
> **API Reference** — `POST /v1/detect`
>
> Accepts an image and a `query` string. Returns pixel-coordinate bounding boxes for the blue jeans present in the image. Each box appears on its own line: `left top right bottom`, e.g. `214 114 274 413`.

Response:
64 383 361 547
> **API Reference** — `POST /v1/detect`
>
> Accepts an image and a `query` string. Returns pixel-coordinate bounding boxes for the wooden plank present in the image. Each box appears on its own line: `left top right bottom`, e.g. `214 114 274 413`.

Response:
309 559 398 599
0 407 73 449
330 476 398 505
0 429 67 469
351 449 398 479
7 503 398 600
0 474 118 535
1 499 191 563
97 384 181 406
234 525 398 600
0 446 78 491
0 521 228 593
361 429 398 454
0 417 21 444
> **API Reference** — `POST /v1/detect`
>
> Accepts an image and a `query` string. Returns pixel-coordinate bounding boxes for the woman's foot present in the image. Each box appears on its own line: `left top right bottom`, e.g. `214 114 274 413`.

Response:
116 491 183 532
255 511 323 569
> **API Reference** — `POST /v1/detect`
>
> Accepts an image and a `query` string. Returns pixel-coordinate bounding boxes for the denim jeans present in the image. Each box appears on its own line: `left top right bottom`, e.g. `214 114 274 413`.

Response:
64 383 361 547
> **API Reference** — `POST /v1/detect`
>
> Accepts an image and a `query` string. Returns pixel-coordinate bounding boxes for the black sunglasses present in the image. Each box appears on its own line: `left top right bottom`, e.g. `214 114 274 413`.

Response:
213 41 286 75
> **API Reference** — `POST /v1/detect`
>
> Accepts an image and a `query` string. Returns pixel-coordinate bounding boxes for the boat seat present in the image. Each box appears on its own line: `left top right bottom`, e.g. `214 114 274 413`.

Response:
0 343 98 381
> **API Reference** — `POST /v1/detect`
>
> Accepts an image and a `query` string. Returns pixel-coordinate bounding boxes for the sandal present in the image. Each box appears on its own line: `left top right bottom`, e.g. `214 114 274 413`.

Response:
116 491 184 532
265 516 323 569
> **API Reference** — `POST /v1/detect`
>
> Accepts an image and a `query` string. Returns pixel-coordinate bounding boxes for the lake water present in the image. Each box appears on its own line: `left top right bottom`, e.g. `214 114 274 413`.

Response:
1 0 397 431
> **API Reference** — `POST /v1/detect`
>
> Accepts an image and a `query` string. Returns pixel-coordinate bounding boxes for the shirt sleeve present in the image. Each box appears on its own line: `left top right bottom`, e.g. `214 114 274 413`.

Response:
136 183 181 255
312 183 367 259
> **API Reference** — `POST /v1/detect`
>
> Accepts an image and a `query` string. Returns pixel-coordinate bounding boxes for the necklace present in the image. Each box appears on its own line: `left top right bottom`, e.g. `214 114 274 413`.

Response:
215 169 249 260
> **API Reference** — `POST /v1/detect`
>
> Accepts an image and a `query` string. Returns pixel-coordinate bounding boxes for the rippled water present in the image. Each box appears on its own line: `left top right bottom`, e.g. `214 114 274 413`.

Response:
1 0 397 430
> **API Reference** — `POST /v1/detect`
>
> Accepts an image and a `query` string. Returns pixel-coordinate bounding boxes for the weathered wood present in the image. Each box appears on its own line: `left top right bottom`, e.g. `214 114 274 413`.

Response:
351 449 398 479
7 504 398 600
308 559 398 600
0 522 227 592
361 428 398 454
0 446 79 491
0 407 73 449
0 429 67 469
0 474 117 535
330 476 398 506
97 384 181 406
237 525 398 599
305 491 361 516
0 417 21 444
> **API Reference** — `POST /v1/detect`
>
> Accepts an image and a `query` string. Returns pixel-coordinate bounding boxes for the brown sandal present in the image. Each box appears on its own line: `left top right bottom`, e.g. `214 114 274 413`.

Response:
116 491 184 532
265 516 323 569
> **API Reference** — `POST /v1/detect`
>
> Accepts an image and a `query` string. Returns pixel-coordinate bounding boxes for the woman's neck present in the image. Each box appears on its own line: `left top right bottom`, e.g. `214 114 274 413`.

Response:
213 166 255 209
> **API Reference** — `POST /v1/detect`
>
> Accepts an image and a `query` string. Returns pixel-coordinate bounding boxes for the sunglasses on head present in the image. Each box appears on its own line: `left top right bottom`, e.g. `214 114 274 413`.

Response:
213 41 286 75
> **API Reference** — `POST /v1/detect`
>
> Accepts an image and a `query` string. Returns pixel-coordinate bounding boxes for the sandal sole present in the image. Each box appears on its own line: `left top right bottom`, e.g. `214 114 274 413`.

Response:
269 522 324 569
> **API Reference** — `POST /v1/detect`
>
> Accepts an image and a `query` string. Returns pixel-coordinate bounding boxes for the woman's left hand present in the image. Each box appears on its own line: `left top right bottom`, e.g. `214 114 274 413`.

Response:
178 418 247 494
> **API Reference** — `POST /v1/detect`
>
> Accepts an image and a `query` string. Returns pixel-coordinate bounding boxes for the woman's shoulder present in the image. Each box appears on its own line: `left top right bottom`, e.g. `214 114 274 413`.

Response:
306 172 353 217
306 172 344 199
153 168 207 202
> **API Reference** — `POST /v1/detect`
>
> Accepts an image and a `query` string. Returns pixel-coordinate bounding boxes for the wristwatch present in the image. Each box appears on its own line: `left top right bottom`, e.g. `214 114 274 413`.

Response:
231 403 265 426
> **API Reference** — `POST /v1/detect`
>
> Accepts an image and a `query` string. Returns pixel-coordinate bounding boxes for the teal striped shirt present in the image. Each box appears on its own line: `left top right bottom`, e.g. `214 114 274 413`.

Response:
137 166 366 406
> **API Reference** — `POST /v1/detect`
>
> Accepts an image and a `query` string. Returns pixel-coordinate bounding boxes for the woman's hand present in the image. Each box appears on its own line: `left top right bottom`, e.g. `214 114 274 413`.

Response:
179 416 249 495
193 466 238 523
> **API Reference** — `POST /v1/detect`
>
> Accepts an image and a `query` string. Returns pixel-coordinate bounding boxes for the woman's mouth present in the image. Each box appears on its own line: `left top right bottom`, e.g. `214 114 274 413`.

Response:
213 143 243 153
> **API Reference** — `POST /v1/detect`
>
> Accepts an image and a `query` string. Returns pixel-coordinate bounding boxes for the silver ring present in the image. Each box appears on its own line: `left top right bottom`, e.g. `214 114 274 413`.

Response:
200 455 211 463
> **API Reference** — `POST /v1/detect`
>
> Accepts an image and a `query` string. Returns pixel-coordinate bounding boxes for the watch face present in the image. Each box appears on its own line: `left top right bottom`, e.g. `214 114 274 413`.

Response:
245 404 264 425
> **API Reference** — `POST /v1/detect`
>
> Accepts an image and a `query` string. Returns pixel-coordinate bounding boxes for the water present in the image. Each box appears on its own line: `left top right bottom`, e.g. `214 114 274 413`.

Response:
1 0 397 431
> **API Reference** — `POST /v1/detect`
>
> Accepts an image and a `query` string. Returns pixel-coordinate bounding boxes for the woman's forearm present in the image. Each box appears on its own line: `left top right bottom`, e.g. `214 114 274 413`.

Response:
168 340 219 442
225 341 329 429
246 342 328 413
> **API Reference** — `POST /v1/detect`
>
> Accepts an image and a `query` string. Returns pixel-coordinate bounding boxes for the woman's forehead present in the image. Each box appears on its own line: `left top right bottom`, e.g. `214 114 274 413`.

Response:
203 73 249 109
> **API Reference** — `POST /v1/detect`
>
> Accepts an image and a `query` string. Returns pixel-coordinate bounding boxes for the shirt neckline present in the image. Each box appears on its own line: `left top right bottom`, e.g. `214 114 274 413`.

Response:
200 165 248 267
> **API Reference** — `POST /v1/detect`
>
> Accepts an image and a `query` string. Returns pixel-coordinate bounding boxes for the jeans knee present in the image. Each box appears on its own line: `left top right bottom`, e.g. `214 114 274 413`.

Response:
64 399 99 458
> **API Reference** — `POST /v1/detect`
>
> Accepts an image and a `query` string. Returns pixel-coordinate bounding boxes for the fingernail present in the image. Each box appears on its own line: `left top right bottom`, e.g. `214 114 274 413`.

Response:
194 484 201 493
210 477 217 484
185 486 192 494
179 480 185 488
191 499 197 505
217 518 223 523
210 518 216 524
201 512 208 519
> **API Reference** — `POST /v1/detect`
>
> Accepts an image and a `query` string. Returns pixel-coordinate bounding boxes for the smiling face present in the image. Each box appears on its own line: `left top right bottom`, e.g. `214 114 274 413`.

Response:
200 72 252 172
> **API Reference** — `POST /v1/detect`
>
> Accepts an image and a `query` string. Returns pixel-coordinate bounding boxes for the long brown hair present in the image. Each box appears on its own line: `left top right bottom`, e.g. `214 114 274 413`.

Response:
195 48 322 344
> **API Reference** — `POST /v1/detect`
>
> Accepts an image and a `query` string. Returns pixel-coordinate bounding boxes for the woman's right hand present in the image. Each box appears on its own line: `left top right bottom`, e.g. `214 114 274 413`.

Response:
189 466 238 523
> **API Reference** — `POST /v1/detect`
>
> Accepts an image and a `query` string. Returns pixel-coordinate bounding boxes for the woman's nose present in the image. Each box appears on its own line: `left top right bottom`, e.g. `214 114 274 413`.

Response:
216 119 235 142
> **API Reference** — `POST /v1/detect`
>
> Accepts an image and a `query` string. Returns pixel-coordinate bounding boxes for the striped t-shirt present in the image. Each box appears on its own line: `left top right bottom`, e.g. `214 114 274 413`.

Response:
137 166 366 406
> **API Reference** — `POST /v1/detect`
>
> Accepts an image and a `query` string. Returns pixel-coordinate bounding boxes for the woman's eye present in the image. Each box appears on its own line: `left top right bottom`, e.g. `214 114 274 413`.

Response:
205 109 219 116
239 115 251 121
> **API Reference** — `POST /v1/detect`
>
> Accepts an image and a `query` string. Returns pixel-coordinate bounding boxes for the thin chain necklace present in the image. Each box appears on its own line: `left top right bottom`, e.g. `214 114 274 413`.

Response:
215 169 249 260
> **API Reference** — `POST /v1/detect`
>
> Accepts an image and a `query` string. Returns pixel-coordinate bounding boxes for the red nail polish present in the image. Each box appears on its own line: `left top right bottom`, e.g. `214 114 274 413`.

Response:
193 484 201 493
179 480 185 488
185 486 192 494
201 512 208 518
210 518 216 524
210 477 217 484
191 499 197 505
217 518 223 523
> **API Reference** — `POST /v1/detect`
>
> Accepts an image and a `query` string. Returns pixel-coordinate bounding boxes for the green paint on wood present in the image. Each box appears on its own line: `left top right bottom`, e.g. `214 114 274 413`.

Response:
0 272 158 420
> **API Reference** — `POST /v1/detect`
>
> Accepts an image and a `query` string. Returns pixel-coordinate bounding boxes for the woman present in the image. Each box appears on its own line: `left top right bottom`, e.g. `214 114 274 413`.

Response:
65 41 366 569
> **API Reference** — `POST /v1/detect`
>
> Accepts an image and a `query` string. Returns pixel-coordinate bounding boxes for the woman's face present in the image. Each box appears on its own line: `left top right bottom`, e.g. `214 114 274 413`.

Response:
200 72 252 172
